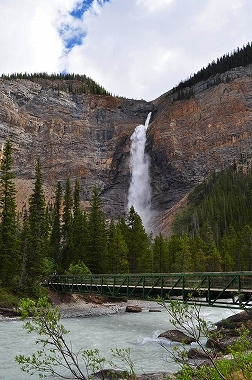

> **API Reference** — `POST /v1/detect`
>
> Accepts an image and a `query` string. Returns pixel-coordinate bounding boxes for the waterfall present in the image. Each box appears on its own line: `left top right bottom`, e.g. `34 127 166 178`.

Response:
127 112 152 231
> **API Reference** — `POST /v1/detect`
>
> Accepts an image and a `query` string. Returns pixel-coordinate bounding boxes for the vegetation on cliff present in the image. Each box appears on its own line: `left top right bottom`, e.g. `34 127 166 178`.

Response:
1 71 112 96
168 41 252 101
172 163 252 271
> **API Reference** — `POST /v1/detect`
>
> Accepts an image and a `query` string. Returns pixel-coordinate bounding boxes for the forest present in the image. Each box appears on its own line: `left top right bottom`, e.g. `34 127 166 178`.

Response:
0 141 252 293
168 41 252 101
1 71 112 96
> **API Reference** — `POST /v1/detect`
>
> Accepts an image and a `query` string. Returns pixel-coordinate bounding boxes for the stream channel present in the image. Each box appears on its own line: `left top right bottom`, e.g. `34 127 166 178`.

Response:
0 304 234 379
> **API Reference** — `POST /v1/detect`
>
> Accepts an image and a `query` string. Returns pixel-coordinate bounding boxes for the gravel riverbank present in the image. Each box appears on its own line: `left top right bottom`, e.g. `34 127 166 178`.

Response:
48 292 163 318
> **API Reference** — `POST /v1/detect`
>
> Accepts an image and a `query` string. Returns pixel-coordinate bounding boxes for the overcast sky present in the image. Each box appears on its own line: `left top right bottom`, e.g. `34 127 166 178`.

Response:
1 0 251 101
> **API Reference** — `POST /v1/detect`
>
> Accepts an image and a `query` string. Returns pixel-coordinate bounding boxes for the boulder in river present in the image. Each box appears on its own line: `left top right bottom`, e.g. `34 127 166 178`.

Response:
125 305 142 313
158 329 196 344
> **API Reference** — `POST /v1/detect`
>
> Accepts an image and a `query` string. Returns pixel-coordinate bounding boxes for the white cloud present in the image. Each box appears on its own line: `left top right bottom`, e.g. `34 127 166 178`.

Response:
0 0 78 74
61 0 252 100
0 0 252 100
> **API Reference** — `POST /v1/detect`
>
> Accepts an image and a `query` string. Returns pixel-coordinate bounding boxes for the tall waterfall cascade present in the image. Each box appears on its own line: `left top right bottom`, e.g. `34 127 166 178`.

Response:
127 112 152 231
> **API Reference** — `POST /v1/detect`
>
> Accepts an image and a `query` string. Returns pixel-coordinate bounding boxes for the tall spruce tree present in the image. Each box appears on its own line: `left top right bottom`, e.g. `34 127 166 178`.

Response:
0 140 20 286
49 181 63 270
72 179 88 266
106 219 129 273
124 206 151 273
19 210 31 287
152 233 169 273
61 178 73 271
87 186 107 273
27 158 48 284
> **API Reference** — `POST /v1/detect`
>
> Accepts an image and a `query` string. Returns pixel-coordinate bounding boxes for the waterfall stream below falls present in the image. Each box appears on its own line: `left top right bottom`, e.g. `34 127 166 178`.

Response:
0 306 234 379
127 112 152 231
0 303 233 380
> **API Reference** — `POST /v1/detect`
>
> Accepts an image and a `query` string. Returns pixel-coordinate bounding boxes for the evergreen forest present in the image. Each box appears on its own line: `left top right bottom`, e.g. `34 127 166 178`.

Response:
0 141 252 293
1 72 112 96
168 41 252 101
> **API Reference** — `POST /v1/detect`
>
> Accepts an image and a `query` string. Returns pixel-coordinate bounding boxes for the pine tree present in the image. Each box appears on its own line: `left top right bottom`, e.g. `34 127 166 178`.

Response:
49 181 63 270
171 233 193 272
0 140 20 286
72 179 88 267
27 158 48 284
19 210 31 287
200 222 222 271
86 186 107 273
190 236 207 272
124 206 151 273
240 224 252 271
61 178 73 271
152 233 169 273
106 219 129 273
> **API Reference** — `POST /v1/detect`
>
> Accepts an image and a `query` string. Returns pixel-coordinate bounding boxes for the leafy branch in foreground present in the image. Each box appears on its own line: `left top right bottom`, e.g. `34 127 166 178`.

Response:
15 297 136 379
16 297 88 379
157 294 226 380
158 293 252 380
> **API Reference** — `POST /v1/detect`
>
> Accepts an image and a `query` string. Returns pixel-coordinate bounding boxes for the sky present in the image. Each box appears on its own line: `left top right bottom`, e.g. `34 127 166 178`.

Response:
0 0 252 101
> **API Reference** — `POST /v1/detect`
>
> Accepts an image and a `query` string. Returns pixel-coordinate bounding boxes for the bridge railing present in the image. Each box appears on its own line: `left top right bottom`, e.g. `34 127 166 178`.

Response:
47 271 252 308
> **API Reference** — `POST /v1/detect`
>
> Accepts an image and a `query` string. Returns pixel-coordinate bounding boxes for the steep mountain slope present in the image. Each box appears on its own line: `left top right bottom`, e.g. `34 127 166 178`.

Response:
0 65 252 235
148 65 252 234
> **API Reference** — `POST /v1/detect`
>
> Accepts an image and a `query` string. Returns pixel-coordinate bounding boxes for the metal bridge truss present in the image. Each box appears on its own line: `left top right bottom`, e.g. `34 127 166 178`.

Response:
47 272 252 308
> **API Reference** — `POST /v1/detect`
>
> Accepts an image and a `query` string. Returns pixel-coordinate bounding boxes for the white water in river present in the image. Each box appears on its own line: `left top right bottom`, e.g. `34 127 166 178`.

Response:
128 112 152 231
0 306 234 379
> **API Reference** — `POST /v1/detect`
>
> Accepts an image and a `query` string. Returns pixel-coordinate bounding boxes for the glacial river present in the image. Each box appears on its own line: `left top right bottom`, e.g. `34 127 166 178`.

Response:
0 305 234 380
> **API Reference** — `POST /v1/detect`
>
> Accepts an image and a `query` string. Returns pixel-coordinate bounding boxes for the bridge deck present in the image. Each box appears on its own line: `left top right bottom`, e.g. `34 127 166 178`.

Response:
46 272 252 308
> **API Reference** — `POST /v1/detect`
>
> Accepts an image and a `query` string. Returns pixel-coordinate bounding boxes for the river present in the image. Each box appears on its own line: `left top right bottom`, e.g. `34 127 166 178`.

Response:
0 305 234 379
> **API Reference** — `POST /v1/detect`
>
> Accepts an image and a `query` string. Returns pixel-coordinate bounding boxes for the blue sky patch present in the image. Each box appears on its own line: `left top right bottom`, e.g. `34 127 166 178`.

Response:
70 0 93 19
70 0 110 19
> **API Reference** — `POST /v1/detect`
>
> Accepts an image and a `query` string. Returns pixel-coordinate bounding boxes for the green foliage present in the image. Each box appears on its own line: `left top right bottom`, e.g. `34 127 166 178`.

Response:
49 181 62 269
86 186 107 273
122 206 151 273
0 140 20 286
172 166 252 271
25 159 49 284
0 287 20 308
16 297 137 379
106 219 129 273
72 180 89 266
159 295 252 380
65 261 91 275
61 178 74 270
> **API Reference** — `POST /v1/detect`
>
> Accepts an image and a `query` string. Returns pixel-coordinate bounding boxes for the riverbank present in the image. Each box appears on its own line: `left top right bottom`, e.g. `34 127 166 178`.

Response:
48 292 162 318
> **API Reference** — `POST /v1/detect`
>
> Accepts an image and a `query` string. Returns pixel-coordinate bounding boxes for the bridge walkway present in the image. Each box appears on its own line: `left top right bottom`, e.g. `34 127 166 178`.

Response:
46 272 252 309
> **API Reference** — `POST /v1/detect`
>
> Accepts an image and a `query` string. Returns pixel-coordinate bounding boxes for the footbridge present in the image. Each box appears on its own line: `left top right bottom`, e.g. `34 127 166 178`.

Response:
46 272 252 308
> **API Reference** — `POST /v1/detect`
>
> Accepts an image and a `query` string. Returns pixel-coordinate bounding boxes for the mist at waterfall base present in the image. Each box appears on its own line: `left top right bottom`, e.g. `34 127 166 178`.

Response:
127 112 152 231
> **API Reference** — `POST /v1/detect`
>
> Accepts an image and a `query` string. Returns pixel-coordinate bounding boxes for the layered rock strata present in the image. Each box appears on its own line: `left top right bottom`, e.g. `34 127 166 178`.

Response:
1 65 252 234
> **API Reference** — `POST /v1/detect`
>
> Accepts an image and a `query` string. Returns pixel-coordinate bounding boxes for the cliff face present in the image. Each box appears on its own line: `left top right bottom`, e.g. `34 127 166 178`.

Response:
1 66 252 234
0 78 155 218
147 65 252 233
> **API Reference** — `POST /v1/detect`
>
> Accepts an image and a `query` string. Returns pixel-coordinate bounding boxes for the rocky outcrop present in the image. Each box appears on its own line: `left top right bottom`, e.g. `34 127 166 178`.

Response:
206 310 252 354
1 66 252 234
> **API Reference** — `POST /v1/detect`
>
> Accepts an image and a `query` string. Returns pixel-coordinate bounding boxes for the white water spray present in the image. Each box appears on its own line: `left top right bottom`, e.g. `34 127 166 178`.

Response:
127 112 152 231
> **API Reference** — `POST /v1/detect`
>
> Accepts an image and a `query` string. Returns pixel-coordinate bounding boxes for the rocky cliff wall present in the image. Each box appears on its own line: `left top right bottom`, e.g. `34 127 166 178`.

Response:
0 66 252 235
148 65 252 233
0 78 155 218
